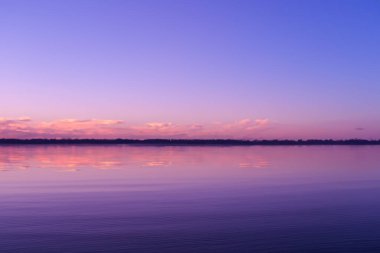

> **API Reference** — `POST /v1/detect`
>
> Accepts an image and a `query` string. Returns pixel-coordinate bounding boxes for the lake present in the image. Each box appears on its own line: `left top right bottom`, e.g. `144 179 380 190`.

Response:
0 145 380 252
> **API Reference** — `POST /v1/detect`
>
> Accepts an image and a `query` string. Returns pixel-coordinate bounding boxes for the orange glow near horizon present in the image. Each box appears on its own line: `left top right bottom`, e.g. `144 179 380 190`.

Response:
0 117 377 140
0 117 272 139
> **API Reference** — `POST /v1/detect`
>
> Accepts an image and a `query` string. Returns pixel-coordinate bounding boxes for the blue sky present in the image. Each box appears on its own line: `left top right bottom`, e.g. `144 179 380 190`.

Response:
1 0 379 138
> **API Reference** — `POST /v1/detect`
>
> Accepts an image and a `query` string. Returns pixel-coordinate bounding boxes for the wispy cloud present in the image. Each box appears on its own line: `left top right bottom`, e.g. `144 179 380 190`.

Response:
0 117 272 139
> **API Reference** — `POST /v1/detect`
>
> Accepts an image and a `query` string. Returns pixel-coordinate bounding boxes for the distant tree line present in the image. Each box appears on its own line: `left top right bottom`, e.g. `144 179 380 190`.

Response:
0 139 379 145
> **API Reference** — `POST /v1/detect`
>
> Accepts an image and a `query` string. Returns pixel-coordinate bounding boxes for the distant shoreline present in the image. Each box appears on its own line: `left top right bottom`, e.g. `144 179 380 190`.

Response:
0 139 379 146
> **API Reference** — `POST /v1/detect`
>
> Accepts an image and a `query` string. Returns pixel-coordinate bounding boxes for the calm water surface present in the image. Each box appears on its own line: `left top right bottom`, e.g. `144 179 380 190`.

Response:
1 145 380 252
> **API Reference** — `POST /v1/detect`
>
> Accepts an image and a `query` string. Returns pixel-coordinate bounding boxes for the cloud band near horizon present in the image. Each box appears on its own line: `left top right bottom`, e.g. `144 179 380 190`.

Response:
0 117 271 139
0 117 376 140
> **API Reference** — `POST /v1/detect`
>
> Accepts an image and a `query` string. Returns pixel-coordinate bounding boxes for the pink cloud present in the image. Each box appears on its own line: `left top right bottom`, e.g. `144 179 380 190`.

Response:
1 117 378 139
0 117 272 139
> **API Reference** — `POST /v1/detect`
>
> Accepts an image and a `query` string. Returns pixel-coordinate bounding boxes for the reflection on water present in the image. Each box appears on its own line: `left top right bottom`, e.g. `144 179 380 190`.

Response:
0 145 271 171
1 145 380 253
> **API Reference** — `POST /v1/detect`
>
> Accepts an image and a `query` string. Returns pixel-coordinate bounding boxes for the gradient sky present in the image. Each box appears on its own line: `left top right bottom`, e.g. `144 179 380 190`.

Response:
1 0 380 139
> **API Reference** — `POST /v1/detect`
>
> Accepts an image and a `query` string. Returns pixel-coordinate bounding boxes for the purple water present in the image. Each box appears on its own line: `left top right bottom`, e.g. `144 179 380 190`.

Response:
1 145 380 252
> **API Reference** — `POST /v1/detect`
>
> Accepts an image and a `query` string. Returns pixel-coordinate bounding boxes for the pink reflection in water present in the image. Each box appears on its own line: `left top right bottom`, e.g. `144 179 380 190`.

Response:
0 145 379 195
1 146 380 252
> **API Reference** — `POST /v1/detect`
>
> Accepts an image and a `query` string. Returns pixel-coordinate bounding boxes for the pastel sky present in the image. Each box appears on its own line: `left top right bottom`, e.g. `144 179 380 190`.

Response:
1 0 379 139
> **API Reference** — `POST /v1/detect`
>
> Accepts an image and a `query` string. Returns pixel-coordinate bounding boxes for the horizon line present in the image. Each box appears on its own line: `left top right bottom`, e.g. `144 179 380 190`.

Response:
0 138 379 146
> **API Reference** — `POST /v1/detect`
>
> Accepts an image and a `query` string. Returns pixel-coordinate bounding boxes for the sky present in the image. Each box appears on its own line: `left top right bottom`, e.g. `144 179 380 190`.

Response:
1 0 379 139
